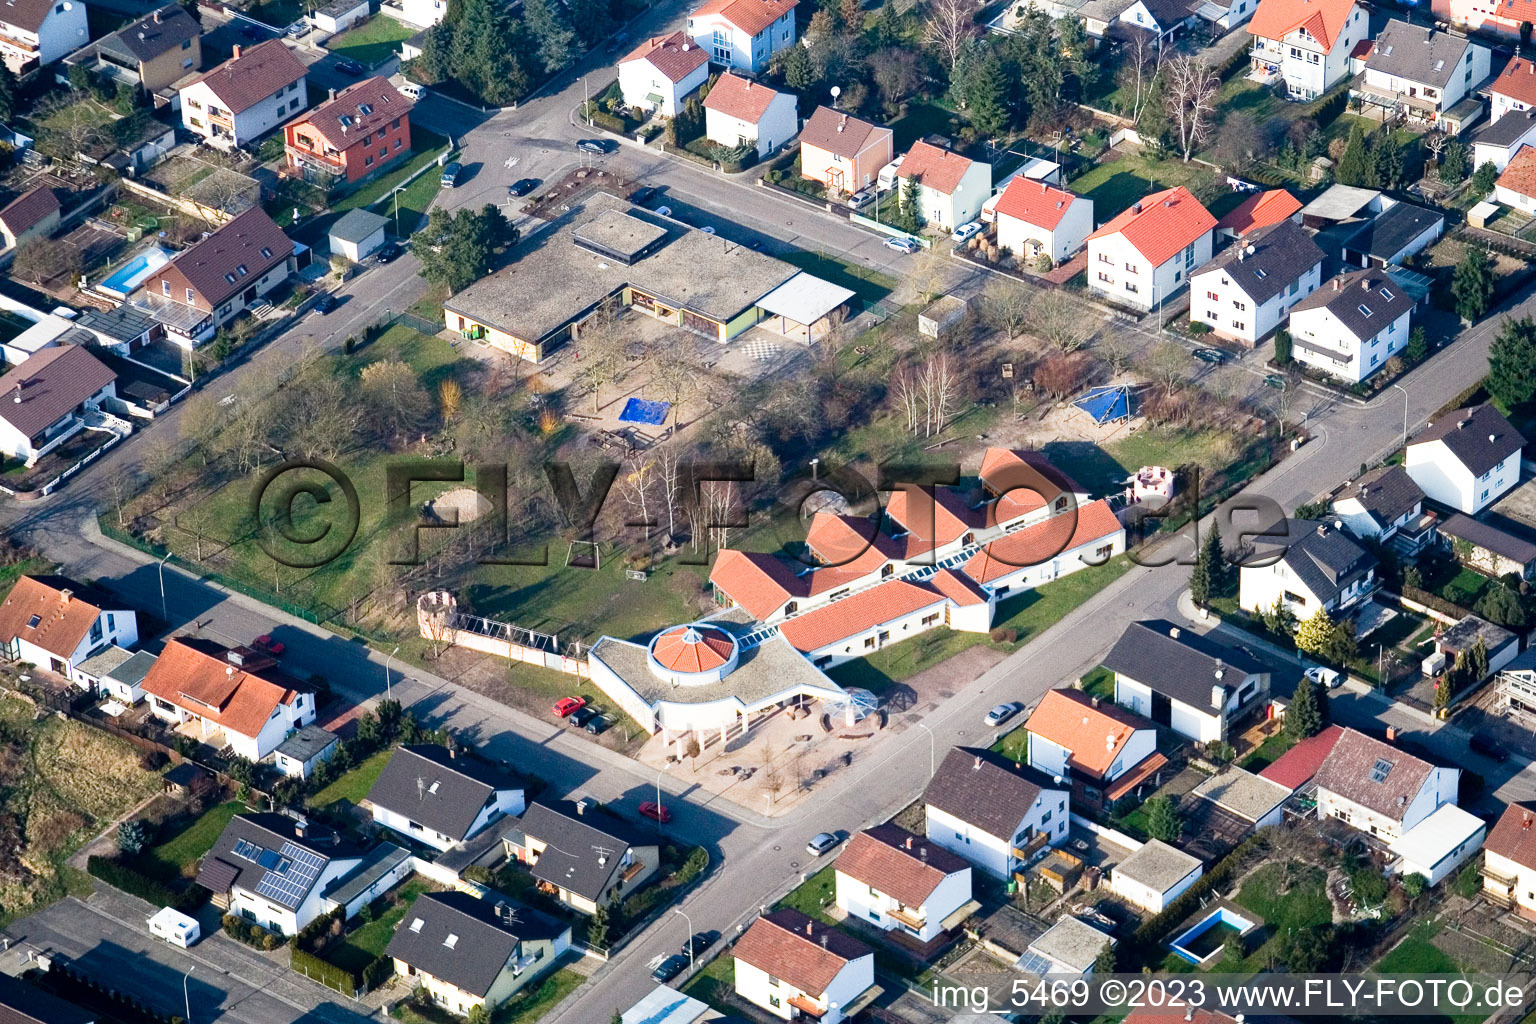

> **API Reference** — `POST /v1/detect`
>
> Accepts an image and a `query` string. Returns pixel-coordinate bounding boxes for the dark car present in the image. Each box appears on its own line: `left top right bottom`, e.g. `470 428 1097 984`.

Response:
313 293 338 314
569 706 597 728
508 178 539 198
335 58 365 75
681 931 718 958
1471 731 1508 762
630 186 659 205
651 954 688 983
1193 348 1226 364
374 243 401 264
584 715 610 735
576 138 614 154
639 800 672 823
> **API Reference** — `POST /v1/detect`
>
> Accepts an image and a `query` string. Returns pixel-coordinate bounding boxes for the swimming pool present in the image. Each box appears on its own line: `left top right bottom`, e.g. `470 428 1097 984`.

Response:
1169 906 1256 964
97 246 173 297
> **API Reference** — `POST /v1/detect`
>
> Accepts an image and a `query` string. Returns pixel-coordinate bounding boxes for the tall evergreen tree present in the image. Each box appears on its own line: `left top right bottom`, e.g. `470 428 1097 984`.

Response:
524 0 579 73
0 62 18 124
1190 531 1214 607
1273 328 1293 366
1336 124 1372 186
1284 674 1323 740
964 49 1010 135
1372 130 1403 189
1209 521 1235 598
1453 247 1496 322
1488 315 1536 410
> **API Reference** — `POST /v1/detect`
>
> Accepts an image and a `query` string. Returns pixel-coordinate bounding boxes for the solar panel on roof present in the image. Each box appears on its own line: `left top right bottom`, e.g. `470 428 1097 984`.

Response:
257 848 281 870
253 842 326 909
232 837 264 862
1016 950 1057 976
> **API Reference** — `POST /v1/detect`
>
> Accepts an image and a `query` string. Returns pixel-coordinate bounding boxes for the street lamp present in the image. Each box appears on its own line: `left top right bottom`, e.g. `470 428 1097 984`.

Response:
384 644 400 702
915 721 935 779
158 551 172 624
391 185 407 237
1391 382 1409 448
183 966 195 1024
674 907 695 971
655 760 672 836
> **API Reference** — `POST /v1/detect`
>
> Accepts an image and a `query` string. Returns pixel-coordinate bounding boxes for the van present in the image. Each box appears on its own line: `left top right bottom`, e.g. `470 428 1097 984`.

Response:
440 162 462 188
876 156 904 193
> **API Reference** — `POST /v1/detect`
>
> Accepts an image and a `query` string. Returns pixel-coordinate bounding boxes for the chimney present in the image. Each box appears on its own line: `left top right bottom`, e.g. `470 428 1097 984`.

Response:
1133 201 1143 214
906 835 913 850
1091 695 1101 707
1333 277 1341 291
153 8 161 20
59 589 72 604
329 87 337 102
1361 278 1371 290
1169 626 1181 639
232 44 242 58
1211 683 1224 709
806 921 814 936
575 798 588 815
973 756 982 771
448 745 457 759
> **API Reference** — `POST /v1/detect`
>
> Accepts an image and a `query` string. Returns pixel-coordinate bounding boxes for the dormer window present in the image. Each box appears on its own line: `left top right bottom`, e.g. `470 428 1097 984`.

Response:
443 934 459 949
359 103 372 115
26 615 39 628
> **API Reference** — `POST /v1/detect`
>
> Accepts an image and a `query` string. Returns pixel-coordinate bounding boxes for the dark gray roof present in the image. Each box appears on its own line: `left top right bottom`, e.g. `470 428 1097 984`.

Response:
1442 612 1516 655
1290 269 1416 342
520 800 653 901
105 649 158 687
366 744 521 842
1102 619 1270 711
76 305 159 344
1343 202 1444 261
1440 512 1536 564
1249 520 1378 606
1410 404 1526 476
195 812 357 907
1365 21 1479 89
0 973 94 1024
321 842 410 906
1196 220 1324 304
1132 0 1193 29
275 723 338 762
1333 465 1424 527
923 747 1058 840
386 891 565 997
328 208 387 245
1473 109 1536 147
98 5 200 65
317 0 366 15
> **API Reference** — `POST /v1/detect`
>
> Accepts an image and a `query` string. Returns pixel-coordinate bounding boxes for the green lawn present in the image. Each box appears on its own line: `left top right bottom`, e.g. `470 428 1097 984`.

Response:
781 250 897 306
1238 732 1293 772
1042 427 1243 499
326 876 434 973
890 100 960 151
1377 918 1458 973
994 725 1027 763
1080 665 1114 700
1069 152 1220 220
774 865 837 924
324 17 416 67
682 954 735 1009
308 749 391 811
1236 862 1332 933
140 800 245 880
495 967 584 1024
333 129 452 216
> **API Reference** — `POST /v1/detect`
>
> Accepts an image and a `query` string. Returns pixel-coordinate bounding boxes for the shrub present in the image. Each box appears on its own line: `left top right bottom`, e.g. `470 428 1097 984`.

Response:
362 955 394 991
672 846 709 887
291 946 359 995
139 750 168 771
1188 321 1212 334
87 855 198 910
990 627 1018 643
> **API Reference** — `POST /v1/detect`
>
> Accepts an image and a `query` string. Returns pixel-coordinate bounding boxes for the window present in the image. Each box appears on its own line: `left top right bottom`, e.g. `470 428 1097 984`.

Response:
162 280 171 296
1255 268 1268 279
1358 304 1373 317
260 247 272 259
1233 300 1247 310
365 155 373 166
1098 272 1113 283
868 885 879 896
1380 287 1395 300
1206 290 1219 301
1126 282 1139 293
769 996 781 1009
1098 253 1111 263
26 615 39 629
922 612 940 626
225 273 237 284
863 636 876 649
185 288 195 303
1207 310 1219 320
1370 758 1394 783
1095 544 1113 559
768 976 780 988
1041 810 1052 825
394 138 403 149
1125 262 1137 273
236 264 247 276
391 118 401 129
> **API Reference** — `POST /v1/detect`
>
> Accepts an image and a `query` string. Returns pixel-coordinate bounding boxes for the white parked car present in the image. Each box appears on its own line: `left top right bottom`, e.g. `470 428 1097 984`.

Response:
1304 665 1342 689
846 187 877 210
953 221 983 242
885 236 920 254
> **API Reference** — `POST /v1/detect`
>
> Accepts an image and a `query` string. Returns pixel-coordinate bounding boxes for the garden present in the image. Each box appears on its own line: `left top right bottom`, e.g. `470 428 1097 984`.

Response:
324 17 418 67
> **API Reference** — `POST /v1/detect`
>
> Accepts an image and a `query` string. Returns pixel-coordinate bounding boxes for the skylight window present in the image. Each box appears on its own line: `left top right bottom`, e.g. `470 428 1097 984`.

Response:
26 615 39 628
359 103 372 115
1255 268 1268 279
1371 758 1393 782
225 273 237 284
1380 287 1394 300
260 247 272 259
1433 59 1445 72
428 781 440 795
410 918 424 933
340 115 352 127
237 265 248 276
444 934 459 949
1358 304 1374 317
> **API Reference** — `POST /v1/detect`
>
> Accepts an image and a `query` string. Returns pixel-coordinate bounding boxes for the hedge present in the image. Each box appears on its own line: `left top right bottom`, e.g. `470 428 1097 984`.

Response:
1128 834 1266 961
1307 87 1349 127
587 111 629 136
361 954 394 991
1401 585 1473 622
295 903 345 953
87 855 200 911
291 946 359 995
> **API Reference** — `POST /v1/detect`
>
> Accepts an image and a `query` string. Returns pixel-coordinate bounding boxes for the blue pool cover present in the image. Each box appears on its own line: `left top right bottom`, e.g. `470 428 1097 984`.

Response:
619 398 671 425
1074 384 1130 424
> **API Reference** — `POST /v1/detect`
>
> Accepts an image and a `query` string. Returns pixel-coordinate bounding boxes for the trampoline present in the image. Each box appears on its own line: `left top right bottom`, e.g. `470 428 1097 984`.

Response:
1074 384 1130 424
618 398 672 425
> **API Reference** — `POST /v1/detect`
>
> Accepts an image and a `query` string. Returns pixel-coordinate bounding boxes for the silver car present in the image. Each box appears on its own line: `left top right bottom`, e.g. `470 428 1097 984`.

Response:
985 702 1025 727
806 832 842 856
847 187 877 210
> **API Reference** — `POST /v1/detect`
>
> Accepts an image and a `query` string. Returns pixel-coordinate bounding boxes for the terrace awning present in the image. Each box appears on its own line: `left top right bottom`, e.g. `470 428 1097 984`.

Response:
754 272 857 327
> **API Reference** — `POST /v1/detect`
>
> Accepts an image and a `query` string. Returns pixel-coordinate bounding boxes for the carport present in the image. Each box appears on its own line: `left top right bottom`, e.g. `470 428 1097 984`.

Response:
753 271 856 344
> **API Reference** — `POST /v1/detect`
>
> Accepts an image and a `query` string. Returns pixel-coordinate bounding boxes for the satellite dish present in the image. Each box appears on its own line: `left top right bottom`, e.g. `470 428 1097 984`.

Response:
830 85 841 101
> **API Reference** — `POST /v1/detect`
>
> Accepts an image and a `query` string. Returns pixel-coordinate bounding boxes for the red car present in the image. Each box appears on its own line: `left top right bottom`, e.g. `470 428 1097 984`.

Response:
254 635 285 656
639 801 671 824
553 696 586 718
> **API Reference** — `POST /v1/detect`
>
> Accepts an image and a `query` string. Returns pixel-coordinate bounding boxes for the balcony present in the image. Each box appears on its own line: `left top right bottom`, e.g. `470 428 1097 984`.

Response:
886 905 925 930
787 994 826 1018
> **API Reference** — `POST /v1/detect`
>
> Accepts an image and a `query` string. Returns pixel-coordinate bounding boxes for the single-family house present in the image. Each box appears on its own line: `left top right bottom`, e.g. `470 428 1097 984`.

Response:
0 971 95 1024
1238 518 1379 617
1086 186 1216 312
1440 513 1536 580
1473 116 1536 174
1258 722 1345 791
179 40 308 150
1496 144 1536 214
1406 403 1525 514
1104 620 1272 744
687 0 797 72
0 345 118 468
1330 464 1432 552
394 0 450 28
64 4 201 95
140 636 315 761
1491 56 1536 123
1116 0 1195 45
1481 802 1536 916
895 141 990 231
0 0 87 74
1312 727 1460 841
993 178 1093 265
1022 688 1163 811
366 744 525 851
97 648 157 704
617 31 709 118
272 723 340 780
923 746 1070 879
310 0 369 33
733 908 875 1024
1190 0 1254 30
0 186 60 249
1214 188 1302 239
195 812 363 935
1017 916 1115 976
387 891 570 1018
1288 268 1415 383
0 575 138 679
798 106 893 195
283 77 413 186
1247 0 1368 100
503 800 659 914
1355 21 1489 132
74 305 163 355
1342 201 1445 267
1109 839 1203 912
1190 219 1324 345
702 72 796 159
135 206 296 346
1433 0 1536 39
833 824 976 946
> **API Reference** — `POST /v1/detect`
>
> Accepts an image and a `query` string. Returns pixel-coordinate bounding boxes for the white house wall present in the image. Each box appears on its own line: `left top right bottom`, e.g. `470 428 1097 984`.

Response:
1407 440 1519 514
1110 862 1201 912
1088 230 1212 312
996 198 1092 263
834 865 971 943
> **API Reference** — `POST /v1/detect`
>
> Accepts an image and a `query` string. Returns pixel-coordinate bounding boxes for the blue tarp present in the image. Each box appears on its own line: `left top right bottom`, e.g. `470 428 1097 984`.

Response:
618 398 671 426
1074 384 1130 424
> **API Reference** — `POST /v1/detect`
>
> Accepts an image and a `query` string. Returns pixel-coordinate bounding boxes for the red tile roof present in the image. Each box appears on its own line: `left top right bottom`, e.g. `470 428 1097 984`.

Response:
885 486 986 557
979 448 1082 523
691 0 798 38
0 575 109 660
709 549 799 620
926 568 990 607
141 637 305 739
703 72 784 123
896 140 976 197
188 39 306 113
0 186 59 237
289 77 411 150
963 499 1122 585
1486 802 1536 871
805 512 901 574
1499 145 1536 199
778 579 945 653
733 909 870 996
834 823 969 907
799 106 891 160
1258 723 1343 790
1215 188 1302 234
161 206 294 308
651 624 734 673
0 345 117 441
993 178 1082 232
1247 0 1357 52
1311 727 1434 822
1087 186 1216 268
1495 57 1536 108
620 30 709 83
1024 688 1154 777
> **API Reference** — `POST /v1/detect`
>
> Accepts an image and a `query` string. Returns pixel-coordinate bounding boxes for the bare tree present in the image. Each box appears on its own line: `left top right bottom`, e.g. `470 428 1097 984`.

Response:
684 734 701 772
12 238 81 285
654 444 685 545
1097 333 1134 376
178 392 224 465
892 366 921 435
909 244 951 304
761 741 785 805
647 331 701 429
1118 31 1164 125
688 478 741 553
1164 55 1219 162
619 457 657 547
923 0 975 73
1029 291 1094 353
360 360 431 441
982 279 1032 340
1143 340 1190 397
187 170 258 218
1207 364 1246 403
1423 129 1448 164
106 470 143 527
918 353 958 437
